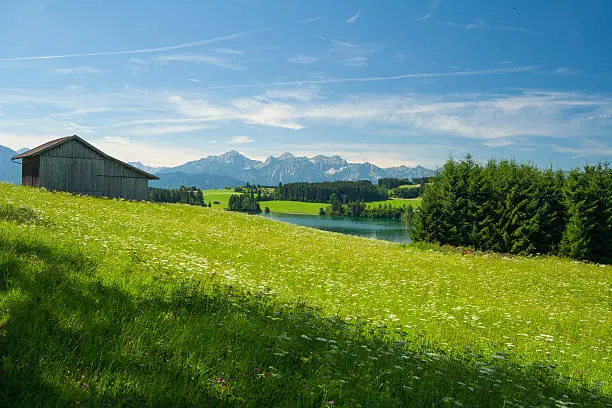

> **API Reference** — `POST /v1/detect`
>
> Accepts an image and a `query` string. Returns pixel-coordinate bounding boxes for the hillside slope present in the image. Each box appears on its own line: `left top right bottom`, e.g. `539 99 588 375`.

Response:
0 183 610 407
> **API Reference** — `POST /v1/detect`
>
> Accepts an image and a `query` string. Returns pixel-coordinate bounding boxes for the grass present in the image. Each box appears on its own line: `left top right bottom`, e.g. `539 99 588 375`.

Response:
262 198 422 215
1 183 611 407
368 198 422 208
262 200 327 215
204 189 236 209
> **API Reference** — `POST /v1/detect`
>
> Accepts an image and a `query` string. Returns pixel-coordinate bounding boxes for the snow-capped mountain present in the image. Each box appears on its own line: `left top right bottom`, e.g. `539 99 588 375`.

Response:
136 151 436 187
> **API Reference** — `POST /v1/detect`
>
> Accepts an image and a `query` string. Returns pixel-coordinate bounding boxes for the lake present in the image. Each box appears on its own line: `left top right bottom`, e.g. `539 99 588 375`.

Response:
260 212 411 244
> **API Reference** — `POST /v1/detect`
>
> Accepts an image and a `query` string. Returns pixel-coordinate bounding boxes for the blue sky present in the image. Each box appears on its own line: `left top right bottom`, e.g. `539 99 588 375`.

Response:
1 0 611 168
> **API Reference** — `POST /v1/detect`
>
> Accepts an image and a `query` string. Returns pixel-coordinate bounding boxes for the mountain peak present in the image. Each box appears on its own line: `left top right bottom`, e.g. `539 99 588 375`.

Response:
221 150 243 158
279 152 295 160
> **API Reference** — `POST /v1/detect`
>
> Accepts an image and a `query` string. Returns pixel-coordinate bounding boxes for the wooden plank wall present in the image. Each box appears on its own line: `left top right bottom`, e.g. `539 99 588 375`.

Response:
101 159 149 201
38 139 149 201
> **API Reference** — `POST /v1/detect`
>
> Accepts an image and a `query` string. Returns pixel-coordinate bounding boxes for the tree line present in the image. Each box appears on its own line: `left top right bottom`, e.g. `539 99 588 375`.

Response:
234 184 274 201
324 195 415 219
274 181 387 203
410 157 612 264
227 193 262 214
378 177 433 189
389 185 425 199
149 186 207 206
378 178 413 189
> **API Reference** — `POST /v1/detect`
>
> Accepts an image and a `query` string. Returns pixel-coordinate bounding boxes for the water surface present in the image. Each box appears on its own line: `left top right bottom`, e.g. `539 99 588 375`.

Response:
260 212 410 244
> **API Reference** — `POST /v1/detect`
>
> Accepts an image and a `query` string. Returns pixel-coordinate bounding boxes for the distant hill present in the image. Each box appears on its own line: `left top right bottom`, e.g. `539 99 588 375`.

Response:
149 171 243 190
0 145 23 184
127 161 169 175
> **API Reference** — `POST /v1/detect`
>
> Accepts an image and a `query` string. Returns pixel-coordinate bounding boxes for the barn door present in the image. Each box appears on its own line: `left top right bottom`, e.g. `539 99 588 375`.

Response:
22 157 40 187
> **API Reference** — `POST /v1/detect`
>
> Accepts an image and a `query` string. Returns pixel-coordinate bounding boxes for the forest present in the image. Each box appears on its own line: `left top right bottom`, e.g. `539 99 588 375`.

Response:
377 178 413 189
234 184 274 201
389 185 425 199
227 192 262 214
410 157 612 264
148 186 206 206
274 180 387 203
324 196 415 219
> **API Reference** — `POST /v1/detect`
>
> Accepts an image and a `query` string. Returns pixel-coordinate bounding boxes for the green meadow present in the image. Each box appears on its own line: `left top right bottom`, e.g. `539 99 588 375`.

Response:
262 200 326 215
368 198 422 209
204 189 236 209
247 197 421 215
0 183 610 407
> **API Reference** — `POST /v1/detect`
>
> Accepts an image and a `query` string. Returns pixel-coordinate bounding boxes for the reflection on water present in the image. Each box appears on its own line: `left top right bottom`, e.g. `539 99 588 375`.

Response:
260 212 410 244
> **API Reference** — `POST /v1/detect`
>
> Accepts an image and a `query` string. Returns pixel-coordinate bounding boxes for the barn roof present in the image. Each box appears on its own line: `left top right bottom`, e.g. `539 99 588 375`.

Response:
11 135 159 180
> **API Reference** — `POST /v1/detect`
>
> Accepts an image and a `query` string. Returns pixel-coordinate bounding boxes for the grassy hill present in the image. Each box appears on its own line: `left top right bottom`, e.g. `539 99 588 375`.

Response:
0 183 610 407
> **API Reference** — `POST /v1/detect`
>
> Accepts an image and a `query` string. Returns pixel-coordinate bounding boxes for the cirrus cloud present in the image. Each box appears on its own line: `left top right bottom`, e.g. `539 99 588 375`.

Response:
229 136 254 144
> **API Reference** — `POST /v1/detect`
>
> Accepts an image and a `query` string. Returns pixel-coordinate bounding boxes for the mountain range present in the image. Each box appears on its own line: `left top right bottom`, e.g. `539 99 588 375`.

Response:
0 144 435 189
0 146 26 184
140 150 435 188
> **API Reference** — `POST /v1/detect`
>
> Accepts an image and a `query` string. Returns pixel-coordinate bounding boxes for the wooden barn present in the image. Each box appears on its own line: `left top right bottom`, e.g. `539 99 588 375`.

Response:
11 135 159 201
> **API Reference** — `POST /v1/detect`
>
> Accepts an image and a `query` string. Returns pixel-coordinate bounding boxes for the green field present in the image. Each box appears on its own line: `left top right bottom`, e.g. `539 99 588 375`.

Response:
368 198 422 208
262 199 421 215
261 200 327 214
204 189 236 209
1 183 610 407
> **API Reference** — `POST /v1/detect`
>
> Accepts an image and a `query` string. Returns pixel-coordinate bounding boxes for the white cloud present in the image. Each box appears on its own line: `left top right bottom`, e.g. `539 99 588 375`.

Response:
164 89 612 144
105 118 216 129
300 15 327 23
54 66 105 74
438 19 544 36
326 40 383 64
229 136 254 144
346 10 360 24
231 99 305 129
102 136 130 145
416 1 440 22
167 95 304 130
92 137 202 167
65 122 95 134
50 108 112 118
483 139 514 147
554 67 579 76
155 54 245 70
0 27 271 62
288 55 320 64
204 65 539 90
3 85 611 168
261 87 321 102
126 124 216 136
553 140 612 158
343 57 368 66
416 13 432 22
0 132 57 151
214 48 243 55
